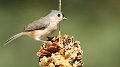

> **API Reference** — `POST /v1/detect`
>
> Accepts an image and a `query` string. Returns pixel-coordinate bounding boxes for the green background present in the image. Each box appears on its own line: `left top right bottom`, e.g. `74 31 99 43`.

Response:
0 0 120 67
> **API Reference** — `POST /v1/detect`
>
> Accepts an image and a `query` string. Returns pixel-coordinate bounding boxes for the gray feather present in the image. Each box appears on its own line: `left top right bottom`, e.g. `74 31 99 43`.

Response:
24 10 63 32
4 32 25 45
24 17 50 32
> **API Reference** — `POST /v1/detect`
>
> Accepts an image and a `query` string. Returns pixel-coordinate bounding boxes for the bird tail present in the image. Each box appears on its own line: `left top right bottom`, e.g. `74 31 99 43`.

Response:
4 32 25 45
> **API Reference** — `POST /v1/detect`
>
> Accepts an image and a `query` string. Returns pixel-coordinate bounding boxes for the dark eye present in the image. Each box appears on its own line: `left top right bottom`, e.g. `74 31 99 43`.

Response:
57 14 61 17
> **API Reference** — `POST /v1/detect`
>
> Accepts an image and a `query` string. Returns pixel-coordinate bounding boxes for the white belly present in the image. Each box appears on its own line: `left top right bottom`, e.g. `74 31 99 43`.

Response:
29 23 58 41
34 29 56 40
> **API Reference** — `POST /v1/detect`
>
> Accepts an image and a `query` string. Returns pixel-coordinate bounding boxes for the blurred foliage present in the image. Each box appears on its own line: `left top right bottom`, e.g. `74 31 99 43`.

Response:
0 0 120 67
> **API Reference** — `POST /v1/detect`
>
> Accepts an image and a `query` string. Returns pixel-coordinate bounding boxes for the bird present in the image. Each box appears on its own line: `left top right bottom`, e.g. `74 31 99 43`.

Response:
4 10 67 45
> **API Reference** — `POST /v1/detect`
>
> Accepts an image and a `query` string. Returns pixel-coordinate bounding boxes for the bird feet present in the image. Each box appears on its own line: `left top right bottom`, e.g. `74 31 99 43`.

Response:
47 36 54 41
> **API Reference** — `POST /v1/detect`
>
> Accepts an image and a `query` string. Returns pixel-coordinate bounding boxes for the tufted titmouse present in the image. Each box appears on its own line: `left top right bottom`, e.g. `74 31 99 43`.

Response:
4 10 67 45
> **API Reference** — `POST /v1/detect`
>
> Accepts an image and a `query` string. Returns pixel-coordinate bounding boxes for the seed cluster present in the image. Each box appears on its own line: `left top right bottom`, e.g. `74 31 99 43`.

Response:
37 34 83 67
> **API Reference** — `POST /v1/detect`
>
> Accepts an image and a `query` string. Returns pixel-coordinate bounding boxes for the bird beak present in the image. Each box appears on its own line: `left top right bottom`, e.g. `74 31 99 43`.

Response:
63 17 67 20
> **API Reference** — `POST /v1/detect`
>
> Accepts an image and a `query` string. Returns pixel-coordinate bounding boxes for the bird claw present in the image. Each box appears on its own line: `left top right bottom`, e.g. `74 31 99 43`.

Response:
47 36 54 41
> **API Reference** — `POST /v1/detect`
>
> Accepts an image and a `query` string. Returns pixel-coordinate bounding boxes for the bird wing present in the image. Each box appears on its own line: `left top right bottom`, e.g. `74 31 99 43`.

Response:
24 18 50 32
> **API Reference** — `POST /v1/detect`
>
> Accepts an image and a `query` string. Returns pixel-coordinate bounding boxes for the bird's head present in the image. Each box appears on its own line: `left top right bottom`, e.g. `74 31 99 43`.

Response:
48 10 67 23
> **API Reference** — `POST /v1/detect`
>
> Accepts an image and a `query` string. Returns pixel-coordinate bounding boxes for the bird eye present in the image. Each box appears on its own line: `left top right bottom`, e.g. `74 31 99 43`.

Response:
57 14 61 17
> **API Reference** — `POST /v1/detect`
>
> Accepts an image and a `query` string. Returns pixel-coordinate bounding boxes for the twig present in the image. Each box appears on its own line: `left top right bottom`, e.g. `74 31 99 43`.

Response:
59 0 61 12
59 0 62 44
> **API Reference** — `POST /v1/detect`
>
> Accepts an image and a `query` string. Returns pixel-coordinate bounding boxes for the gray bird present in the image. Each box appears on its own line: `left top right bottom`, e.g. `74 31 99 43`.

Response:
4 10 67 45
